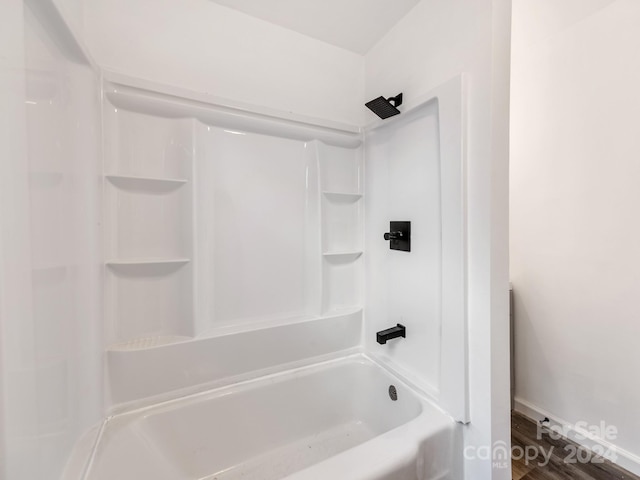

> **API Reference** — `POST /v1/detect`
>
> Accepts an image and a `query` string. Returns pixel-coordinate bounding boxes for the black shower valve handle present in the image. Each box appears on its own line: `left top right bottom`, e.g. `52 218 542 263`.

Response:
384 221 411 252
384 231 403 241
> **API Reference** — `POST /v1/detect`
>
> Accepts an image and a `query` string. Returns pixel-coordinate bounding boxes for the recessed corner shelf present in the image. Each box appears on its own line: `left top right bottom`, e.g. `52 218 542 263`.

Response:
108 335 192 352
106 174 188 191
322 191 363 202
322 251 363 259
106 258 191 267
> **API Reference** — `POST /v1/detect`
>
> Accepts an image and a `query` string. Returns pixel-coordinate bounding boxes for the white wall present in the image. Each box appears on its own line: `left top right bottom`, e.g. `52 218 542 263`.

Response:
365 1 512 479
511 0 640 473
84 0 365 126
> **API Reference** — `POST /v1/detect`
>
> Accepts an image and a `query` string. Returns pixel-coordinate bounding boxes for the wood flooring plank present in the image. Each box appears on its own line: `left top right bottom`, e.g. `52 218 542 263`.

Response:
511 412 640 480
520 467 570 480
513 456 535 480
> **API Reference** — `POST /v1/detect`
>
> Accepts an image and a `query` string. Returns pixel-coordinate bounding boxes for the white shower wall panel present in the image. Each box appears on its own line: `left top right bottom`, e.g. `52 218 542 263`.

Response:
103 106 195 347
196 126 321 326
107 263 193 343
24 9 102 479
322 256 363 314
103 109 193 180
0 4 103 479
365 101 442 395
318 142 363 194
363 78 467 425
103 83 365 409
105 179 192 260
322 196 363 253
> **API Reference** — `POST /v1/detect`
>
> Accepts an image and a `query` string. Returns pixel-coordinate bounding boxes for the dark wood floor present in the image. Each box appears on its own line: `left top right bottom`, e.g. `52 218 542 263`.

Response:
511 412 640 480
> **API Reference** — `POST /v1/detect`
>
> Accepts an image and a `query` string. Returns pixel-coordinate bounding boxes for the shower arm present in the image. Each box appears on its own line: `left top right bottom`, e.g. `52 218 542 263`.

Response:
387 93 403 107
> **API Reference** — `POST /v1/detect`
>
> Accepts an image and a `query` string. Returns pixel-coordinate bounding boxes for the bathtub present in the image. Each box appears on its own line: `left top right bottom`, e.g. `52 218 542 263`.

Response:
84 355 459 480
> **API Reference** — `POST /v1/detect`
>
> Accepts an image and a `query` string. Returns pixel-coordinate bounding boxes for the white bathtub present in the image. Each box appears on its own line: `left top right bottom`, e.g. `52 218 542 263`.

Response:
85 356 459 480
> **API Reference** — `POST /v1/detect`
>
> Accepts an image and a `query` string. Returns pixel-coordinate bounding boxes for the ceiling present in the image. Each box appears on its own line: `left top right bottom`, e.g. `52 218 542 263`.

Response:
209 0 421 54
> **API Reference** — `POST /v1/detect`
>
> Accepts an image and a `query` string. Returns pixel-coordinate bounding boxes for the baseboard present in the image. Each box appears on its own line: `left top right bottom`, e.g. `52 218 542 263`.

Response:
513 397 640 477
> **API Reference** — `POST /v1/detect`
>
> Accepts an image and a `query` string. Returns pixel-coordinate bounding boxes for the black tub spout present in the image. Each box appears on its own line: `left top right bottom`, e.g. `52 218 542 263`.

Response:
376 324 406 345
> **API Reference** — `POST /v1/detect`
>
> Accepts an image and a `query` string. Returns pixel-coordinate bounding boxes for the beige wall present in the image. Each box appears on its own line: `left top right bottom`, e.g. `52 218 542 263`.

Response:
511 0 640 474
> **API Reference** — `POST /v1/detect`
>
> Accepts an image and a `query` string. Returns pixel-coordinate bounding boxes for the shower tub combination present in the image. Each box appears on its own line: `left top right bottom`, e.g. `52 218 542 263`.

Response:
85 357 457 480
64 73 467 480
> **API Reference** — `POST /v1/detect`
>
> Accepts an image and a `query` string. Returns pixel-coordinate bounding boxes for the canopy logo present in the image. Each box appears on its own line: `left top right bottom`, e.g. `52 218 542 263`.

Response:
464 420 619 469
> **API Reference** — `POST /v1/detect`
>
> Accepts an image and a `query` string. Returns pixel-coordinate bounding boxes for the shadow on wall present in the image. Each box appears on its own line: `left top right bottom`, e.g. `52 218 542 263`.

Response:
511 286 565 413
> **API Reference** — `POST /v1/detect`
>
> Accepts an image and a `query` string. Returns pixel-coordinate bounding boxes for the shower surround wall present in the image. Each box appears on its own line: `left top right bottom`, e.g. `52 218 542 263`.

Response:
365 77 468 424
104 111 195 347
102 79 365 408
0 2 102 478
86 72 467 479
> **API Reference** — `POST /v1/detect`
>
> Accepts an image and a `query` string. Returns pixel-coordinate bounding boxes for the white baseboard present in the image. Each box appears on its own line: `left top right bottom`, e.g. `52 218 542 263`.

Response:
514 397 640 477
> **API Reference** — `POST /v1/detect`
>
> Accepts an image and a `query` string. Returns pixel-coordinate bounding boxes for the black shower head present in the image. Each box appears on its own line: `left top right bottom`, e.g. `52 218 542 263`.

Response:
365 93 403 119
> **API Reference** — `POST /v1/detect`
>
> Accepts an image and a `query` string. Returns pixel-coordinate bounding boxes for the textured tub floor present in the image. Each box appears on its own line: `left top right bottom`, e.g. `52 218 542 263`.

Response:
205 421 375 480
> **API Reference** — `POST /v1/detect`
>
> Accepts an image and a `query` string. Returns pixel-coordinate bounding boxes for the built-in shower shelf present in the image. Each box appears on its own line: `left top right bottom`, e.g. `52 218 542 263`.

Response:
106 258 191 267
322 191 363 202
108 335 192 352
322 251 363 259
106 174 188 190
